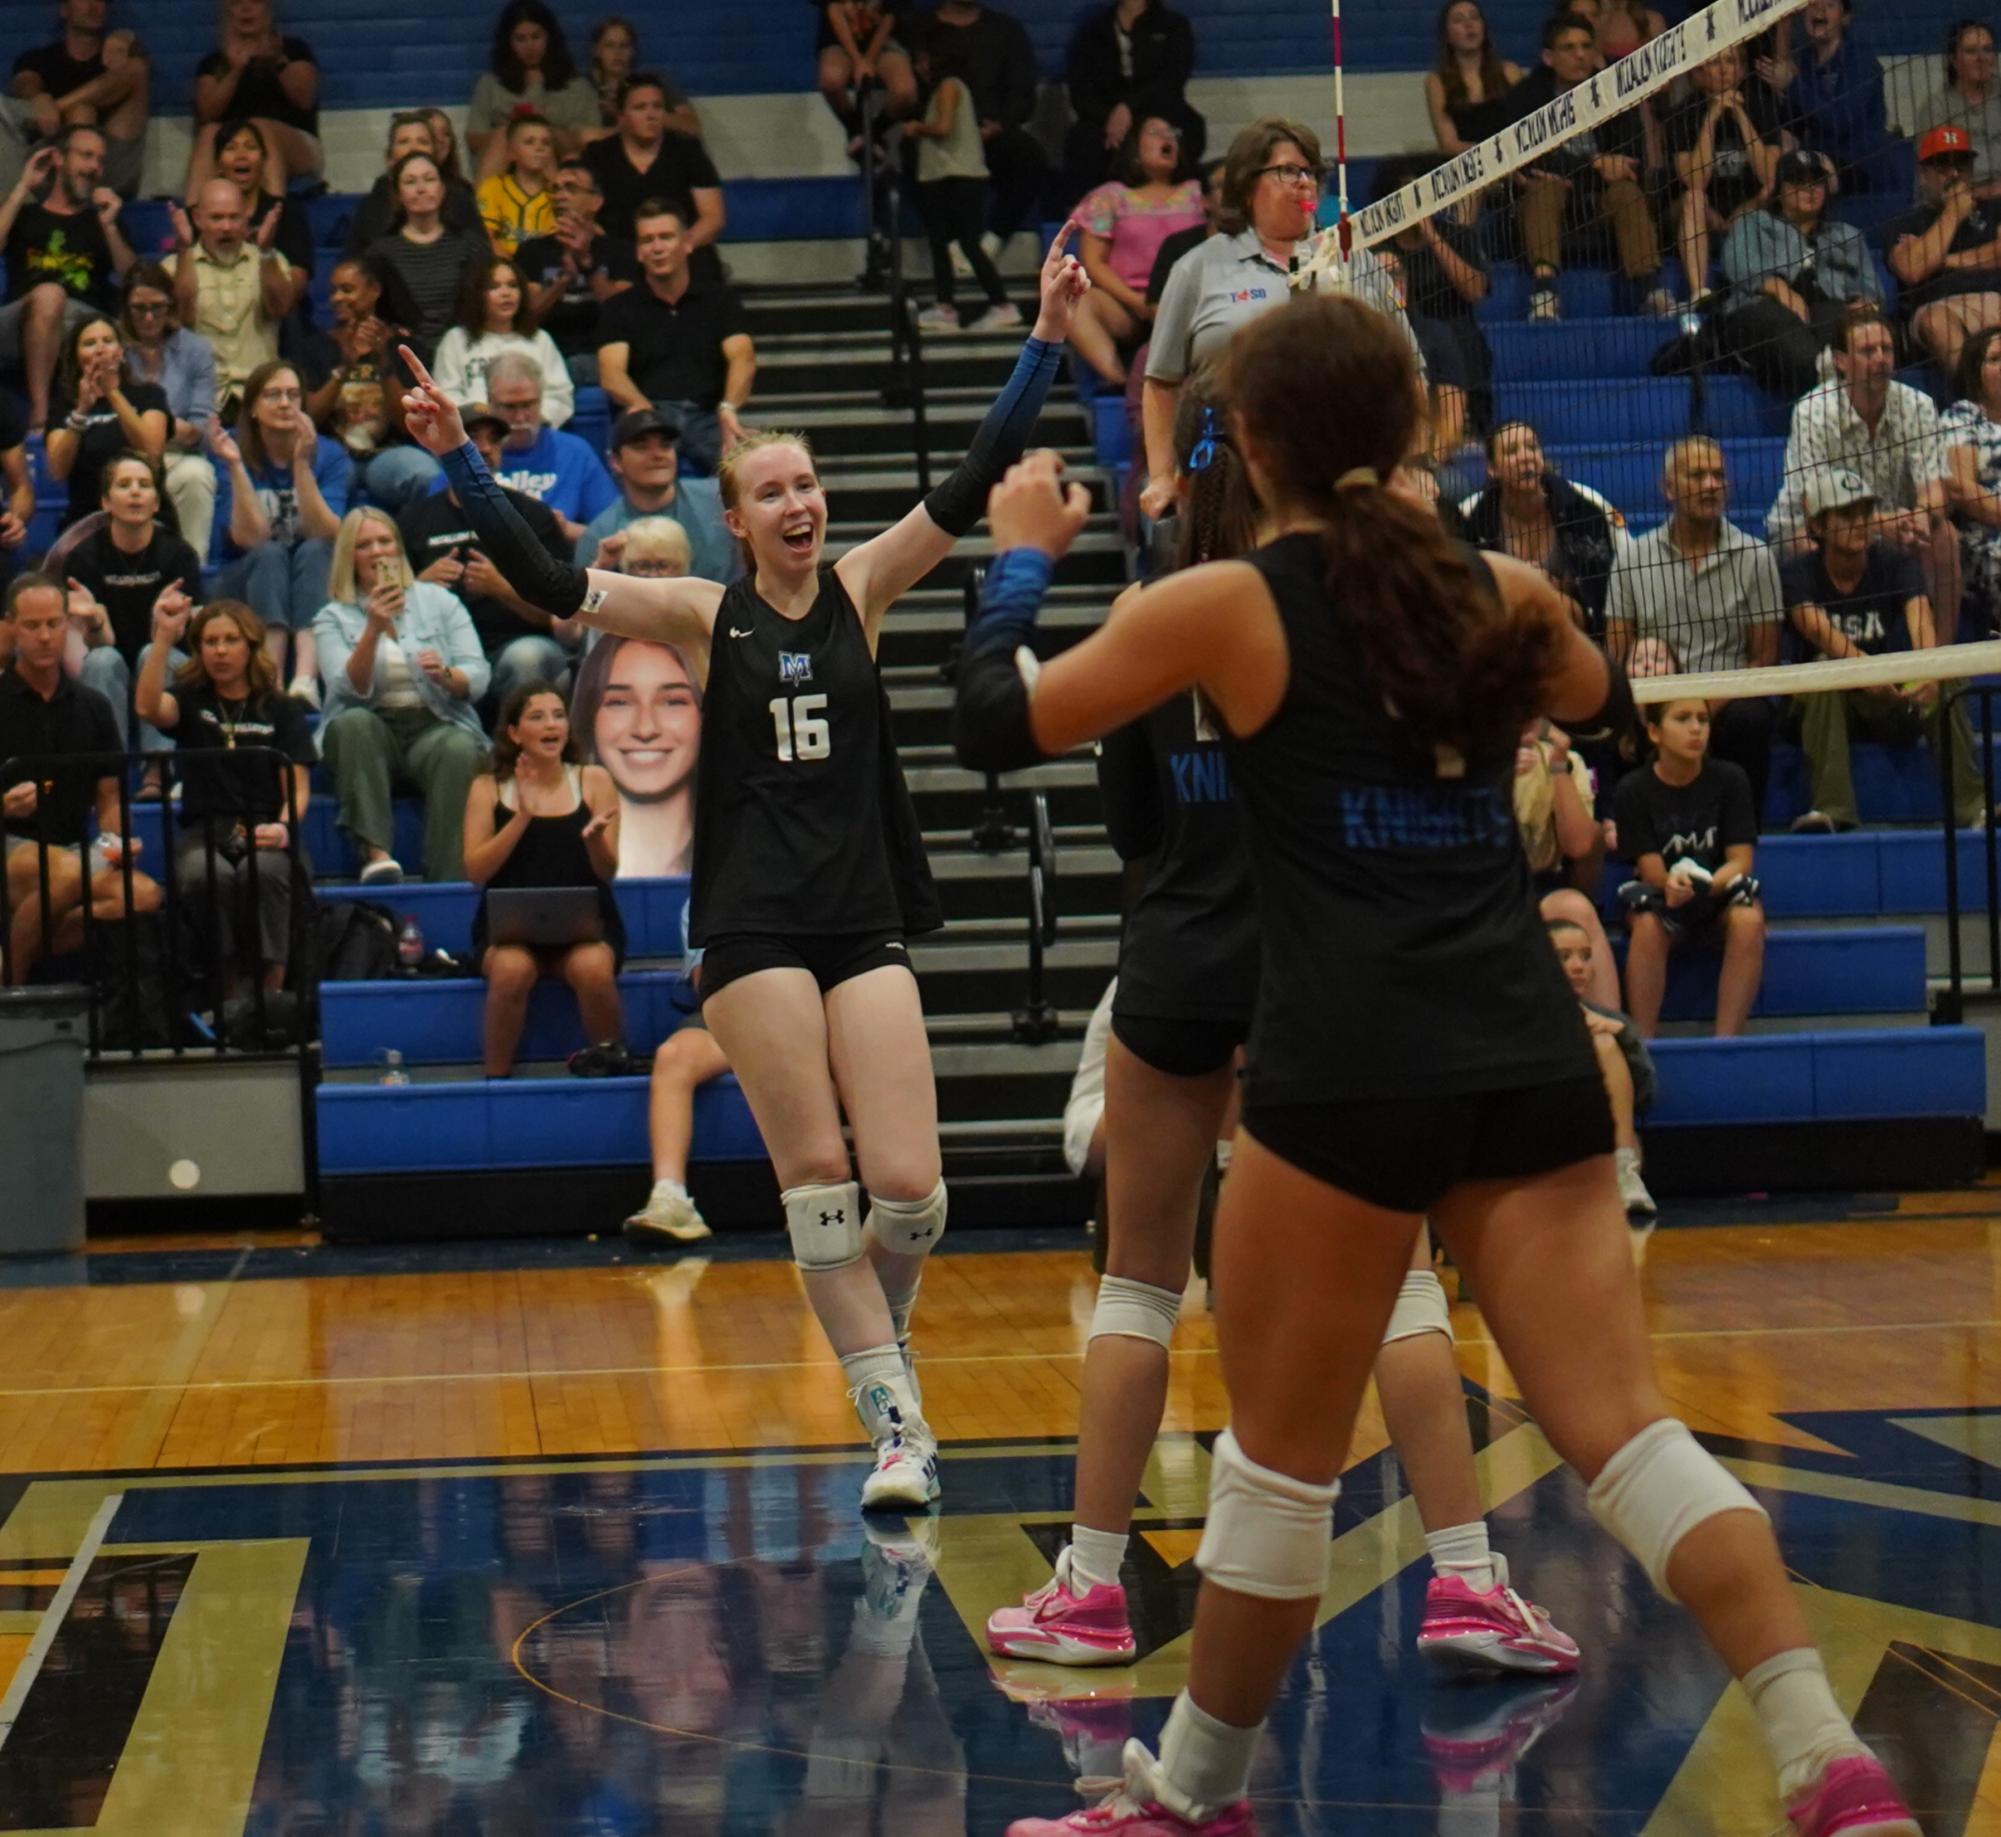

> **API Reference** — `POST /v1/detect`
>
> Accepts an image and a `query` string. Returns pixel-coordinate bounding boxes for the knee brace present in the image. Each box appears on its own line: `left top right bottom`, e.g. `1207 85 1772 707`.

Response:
1194 1427 1340 1602
1380 1270 1452 1347
1586 1418 1769 1602
783 1179 865 1270
866 1179 948 1257
1089 1274 1182 1350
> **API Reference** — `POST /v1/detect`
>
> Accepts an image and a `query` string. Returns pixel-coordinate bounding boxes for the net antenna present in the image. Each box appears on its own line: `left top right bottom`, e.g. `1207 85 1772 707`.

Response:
1328 0 1351 259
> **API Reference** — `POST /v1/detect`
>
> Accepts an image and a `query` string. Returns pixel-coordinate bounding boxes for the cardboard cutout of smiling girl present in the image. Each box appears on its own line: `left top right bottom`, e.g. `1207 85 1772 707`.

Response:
569 632 702 877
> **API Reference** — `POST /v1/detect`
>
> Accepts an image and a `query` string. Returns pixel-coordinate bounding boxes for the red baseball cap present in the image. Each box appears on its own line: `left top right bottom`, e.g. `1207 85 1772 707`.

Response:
1920 123 1977 162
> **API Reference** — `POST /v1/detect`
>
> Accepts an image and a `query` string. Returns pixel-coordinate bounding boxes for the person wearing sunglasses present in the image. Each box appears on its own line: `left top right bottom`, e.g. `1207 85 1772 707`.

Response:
1139 116 1417 525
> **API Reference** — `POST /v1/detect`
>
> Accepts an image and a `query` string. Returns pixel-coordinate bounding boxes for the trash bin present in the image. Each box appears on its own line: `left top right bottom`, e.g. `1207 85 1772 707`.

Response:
0 985 90 1254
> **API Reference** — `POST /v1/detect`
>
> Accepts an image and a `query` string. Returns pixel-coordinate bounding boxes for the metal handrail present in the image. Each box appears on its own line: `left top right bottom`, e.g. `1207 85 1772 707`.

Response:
865 81 933 496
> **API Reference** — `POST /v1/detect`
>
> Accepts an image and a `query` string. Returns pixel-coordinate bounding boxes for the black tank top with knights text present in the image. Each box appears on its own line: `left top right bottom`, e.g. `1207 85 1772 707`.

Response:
1226 533 1594 1106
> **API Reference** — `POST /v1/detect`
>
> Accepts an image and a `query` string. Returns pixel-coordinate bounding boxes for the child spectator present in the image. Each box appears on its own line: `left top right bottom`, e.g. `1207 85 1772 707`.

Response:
432 255 573 428
1068 114 1203 387
43 310 165 526
1546 916 1659 1235
1614 696 1767 1039
625 1006 728 1243
476 115 558 258
907 42 1018 334
587 17 640 132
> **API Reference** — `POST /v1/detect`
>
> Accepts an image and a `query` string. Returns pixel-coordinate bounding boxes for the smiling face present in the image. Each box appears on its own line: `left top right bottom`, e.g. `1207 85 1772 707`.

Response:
57 128 103 202
329 261 379 325
593 641 700 803
723 441 827 579
1836 319 1896 396
101 457 157 527
508 690 570 764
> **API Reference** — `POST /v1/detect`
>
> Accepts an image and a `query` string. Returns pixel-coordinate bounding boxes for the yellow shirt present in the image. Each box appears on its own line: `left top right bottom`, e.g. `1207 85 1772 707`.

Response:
168 242 288 403
476 173 556 259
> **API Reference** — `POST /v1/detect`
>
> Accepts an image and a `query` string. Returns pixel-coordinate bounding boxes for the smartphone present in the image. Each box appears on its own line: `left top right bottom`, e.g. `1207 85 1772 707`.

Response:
374 555 398 589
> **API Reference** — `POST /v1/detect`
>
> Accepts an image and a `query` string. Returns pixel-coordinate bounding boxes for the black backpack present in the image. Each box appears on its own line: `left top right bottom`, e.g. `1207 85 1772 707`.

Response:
315 900 400 983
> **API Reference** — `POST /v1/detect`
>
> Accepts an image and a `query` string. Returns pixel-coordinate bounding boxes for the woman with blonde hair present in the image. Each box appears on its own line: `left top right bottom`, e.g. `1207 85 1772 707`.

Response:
312 507 489 884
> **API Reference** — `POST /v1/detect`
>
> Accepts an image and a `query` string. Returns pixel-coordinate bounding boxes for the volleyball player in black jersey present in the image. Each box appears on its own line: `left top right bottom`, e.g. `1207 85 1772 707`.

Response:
986 370 1579 1681
956 295 1916 1837
394 230 1091 1516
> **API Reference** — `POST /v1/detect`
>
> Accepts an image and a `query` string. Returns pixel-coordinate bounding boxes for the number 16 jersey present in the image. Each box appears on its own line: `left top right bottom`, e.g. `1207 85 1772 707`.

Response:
689 566 940 944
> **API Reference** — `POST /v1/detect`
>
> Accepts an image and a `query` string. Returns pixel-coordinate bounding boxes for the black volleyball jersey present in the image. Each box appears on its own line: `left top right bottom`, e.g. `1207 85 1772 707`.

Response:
1227 533 1594 1105
1099 693 1259 1024
690 567 929 942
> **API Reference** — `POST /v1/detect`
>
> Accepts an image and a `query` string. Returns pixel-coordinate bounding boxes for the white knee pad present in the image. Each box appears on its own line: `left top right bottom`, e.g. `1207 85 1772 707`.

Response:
1089 1275 1182 1350
1194 1427 1340 1602
783 1179 865 1270
1586 1417 1769 1602
866 1179 948 1256
1381 1269 1452 1346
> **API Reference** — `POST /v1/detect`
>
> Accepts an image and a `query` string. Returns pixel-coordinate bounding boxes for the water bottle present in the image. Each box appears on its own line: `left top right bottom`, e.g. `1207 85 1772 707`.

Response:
380 1049 410 1087
397 913 424 972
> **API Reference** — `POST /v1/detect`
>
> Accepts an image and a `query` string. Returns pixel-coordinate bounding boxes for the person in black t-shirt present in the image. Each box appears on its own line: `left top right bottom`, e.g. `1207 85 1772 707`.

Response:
1666 45 1788 310
136 592 312 996
188 0 321 193
0 389 33 597
43 311 166 525
595 203 754 474
582 76 723 246
1614 696 1765 1038
8 0 151 198
1885 124 2001 372
1780 466 1986 832
517 157 638 381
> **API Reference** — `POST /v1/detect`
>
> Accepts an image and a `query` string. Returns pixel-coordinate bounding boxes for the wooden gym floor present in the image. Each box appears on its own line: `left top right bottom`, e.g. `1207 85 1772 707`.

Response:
0 1193 1994 1832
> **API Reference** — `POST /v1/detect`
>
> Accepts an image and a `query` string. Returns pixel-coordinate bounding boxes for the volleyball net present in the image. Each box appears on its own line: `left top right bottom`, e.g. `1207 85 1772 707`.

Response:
1294 0 2001 723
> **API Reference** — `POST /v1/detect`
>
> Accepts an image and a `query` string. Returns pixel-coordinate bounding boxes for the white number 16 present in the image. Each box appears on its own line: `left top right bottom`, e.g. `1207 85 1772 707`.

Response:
769 693 830 762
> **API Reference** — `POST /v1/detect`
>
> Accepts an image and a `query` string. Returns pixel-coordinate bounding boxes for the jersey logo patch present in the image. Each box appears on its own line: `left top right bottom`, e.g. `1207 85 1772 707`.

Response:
728 625 754 639
779 652 814 685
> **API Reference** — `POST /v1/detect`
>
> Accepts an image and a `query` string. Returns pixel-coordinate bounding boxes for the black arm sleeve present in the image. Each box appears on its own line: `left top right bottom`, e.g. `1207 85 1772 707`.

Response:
953 643 1051 776
1096 719 1164 861
922 337 1063 537
1564 650 1639 753
439 440 591 618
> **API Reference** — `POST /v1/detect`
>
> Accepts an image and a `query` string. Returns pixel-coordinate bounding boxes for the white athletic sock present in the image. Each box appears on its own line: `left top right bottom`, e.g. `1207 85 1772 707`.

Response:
1743 1649 1864 1800
841 1345 919 1442
648 1176 690 1203
1156 1691 1260 1817
1067 1524 1128 1592
1425 1520 1499 1592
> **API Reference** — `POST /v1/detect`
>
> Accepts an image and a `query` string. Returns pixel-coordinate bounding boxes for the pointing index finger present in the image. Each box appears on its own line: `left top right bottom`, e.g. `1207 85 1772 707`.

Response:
398 344 440 394
1048 218 1078 265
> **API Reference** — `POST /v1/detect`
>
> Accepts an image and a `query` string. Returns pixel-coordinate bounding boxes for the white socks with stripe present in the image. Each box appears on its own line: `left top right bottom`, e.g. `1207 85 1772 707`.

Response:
1743 1649 1865 1800
1425 1520 1500 1593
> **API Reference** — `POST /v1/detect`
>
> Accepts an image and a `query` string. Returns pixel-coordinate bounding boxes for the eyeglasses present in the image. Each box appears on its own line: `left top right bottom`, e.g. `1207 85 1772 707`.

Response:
1257 163 1324 187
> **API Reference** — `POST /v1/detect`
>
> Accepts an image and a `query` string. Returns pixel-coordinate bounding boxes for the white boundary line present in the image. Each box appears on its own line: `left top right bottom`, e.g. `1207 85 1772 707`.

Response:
0 1490 124 1749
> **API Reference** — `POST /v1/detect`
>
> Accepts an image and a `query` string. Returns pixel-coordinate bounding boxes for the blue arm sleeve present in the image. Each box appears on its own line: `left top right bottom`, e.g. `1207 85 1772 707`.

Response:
953 549 1057 773
439 440 592 617
923 337 1065 537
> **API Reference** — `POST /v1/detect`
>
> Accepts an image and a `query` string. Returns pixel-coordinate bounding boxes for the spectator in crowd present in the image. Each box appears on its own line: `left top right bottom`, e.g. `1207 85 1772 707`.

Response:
624 1002 728 1243
400 399 576 707
813 3 917 154
1667 45 1788 310
1425 1 1525 156
1515 717 1604 903
342 113 483 260
908 42 1020 336
44 312 164 527
1915 18 2001 199
570 625 700 876
314 507 489 886
1615 696 1766 1038
1372 152 1491 461
189 0 321 191
911 0 1046 258
464 681 626 1080
1769 305 1958 624
0 95 62 207
1772 0 1898 193
119 264 215 554
482 350 616 542
1141 118 1412 520
467 0 601 180
0 130 132 431
134 594 313 998
586 18 640 131
1593 0 1663 63
207 118 313 346
1458 420 1623 638
62 451 203 750
1507 12 1669 322
425 107 472 188
1545 915 1659 1233
433 255 574 427
0 572 156 983
574 406 738 585
596 205 753 475
1717 149 1878 398
1608 437 1783 816
301 257 437 512
515 157 636 386
1782 465 1985 830
210 359 350 701
166 181 292 417
1143 155 1223 305
8 0 150 199
1066 114 1202 386
1886 124 2001 373
583 75 723 247
363 152 490 364
476 115 559 259
1945 324 2001 633
1063 0 1202 203
0 391 31 595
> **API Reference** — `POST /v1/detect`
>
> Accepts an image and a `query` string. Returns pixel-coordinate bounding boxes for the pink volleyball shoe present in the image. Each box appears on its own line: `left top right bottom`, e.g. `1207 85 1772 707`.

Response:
987 1548 1138 1666
1004 1739 1254 1836
1416 1556 1581 1675
1784 1753 1920 1836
